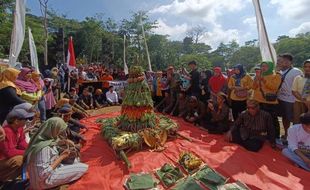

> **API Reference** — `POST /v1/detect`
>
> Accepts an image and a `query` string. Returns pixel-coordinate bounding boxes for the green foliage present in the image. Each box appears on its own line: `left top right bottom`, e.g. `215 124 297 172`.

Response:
1 7 310 72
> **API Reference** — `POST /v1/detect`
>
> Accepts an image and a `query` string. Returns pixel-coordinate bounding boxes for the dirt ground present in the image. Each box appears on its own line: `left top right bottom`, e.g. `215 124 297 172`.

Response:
87 106 121 116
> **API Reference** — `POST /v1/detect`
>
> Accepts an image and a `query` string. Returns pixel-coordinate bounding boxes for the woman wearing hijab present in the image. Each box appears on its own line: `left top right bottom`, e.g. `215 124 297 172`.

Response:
252 61 281 138
15 68 42 104
24 117 88 190
208 67 227 101
228 64 253 120
32 71 46 121
0 68 25 124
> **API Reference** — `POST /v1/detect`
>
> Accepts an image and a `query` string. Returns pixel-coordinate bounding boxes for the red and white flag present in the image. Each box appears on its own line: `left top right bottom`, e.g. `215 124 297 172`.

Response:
66 36 76 71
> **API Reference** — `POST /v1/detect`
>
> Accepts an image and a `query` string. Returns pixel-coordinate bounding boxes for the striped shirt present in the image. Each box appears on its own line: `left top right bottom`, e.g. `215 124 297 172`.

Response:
232 110 275 143
27 146 88 190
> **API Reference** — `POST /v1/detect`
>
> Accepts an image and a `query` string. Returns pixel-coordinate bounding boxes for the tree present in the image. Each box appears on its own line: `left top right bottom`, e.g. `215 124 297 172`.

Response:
187 25 205 44
180 54 211 70
182 37 193 54
39 0 49 65
230 46 261 71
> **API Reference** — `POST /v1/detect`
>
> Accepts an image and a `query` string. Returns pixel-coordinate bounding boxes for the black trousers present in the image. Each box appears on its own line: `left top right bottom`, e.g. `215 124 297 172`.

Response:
260 103 280 138
231 100 247 121
231 128 264 152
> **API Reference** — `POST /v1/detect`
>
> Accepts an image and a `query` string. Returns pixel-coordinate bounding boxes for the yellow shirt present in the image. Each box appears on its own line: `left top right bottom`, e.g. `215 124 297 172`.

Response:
228 75 253 101
252 74 281 104
292 75 310 102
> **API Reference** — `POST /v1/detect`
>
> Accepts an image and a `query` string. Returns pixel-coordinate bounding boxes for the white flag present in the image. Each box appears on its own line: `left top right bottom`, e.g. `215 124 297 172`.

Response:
252 0 277 64
123 35 128 75
28 28 39 72
140 14 152 72
9 0 26 67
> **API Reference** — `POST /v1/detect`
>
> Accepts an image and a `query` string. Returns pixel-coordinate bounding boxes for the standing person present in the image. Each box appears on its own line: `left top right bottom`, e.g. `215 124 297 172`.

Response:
51 67 61 101
106 86 119 106
0 68 25 124
167 66 180 101
277 54 303 138
228 64 253 120
32 71 46 121
15 68 41 104
200 70 213 103
24 117 88 190
188 60 201 98
208 67 227 100
252 61 281 138
282 113 310 171
44 78 57 119
292 59 310 123
153 71 163 106
0 108 35 181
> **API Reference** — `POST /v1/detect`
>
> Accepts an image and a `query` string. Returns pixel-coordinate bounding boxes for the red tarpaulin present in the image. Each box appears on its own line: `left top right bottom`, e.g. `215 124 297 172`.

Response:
69 112 310 190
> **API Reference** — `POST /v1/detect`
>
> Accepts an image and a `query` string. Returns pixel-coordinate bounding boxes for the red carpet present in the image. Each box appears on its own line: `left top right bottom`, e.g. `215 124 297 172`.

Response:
69 112 310 190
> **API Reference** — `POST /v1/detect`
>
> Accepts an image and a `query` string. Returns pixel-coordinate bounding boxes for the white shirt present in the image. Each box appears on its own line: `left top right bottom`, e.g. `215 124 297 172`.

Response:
278 67 302 103
106 91 118 103
287 124 310 154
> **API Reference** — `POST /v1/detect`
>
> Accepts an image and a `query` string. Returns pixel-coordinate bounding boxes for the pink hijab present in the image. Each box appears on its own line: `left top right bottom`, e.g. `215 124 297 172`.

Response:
15 68 38 93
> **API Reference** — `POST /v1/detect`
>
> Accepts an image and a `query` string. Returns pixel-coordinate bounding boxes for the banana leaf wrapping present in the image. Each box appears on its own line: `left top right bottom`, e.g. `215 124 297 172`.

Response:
100 118 143 151
171 176 204 190
157 115 179 136
156 163 184 188
193 165 228 190
122 80 154 108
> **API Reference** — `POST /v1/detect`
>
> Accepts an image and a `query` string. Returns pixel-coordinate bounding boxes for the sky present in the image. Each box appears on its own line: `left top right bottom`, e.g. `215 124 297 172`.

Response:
27 0 310 49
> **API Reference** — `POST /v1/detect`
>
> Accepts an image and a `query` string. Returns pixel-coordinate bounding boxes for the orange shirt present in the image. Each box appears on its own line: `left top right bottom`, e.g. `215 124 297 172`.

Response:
101 75 113 88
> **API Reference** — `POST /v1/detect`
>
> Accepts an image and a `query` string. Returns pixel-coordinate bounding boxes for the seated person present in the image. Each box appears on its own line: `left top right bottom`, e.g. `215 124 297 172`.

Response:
93 89 107 108
78 88 94 110
0 107 35 182
106 86 119 106
282 113 310 171
58 104 86 144
66 88 79 102
25 117 88 190
225 99 276 152
155 91 173 114
62 96 90 120
204 92 230 134
184 96 206 126
170 91 188 117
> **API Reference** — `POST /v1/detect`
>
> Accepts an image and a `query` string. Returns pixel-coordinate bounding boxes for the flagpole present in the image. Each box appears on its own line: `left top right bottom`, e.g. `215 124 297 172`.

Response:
123 35 128 75
140 13 152 72
255 0 275 64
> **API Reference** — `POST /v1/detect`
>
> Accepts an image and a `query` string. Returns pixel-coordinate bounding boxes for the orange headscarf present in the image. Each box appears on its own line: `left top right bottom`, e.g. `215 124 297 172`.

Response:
0 68 21 95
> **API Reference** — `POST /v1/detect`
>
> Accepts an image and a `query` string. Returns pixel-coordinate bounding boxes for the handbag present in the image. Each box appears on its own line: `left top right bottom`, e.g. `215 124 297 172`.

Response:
259 68 292 102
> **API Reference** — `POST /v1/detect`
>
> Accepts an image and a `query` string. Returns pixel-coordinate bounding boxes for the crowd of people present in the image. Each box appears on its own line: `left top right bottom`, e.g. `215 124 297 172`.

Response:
148 54 310 171
0 53 309 189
